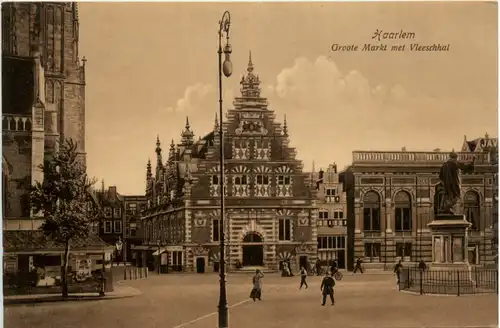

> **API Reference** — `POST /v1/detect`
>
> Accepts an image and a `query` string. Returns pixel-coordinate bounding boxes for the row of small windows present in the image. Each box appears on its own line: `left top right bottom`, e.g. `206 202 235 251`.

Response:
362 190 481 232
234 140 270 148
103 207 122 218
318 210 344 219
212 175 292 185
317 236 346 249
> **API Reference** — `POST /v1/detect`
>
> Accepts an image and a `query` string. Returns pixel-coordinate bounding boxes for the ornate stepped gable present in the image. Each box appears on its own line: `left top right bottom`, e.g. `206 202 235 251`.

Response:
145 51 309 205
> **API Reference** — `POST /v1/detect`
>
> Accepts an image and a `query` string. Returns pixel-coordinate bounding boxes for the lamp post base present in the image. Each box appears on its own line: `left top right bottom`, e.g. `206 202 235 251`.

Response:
217 303 229 328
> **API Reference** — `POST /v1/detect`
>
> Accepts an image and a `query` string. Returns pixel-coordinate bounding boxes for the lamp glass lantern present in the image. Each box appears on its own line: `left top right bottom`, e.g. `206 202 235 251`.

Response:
222 43 232 77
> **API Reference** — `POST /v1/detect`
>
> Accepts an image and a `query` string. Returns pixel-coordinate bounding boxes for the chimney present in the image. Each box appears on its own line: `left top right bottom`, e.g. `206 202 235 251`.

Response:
108 186 117 201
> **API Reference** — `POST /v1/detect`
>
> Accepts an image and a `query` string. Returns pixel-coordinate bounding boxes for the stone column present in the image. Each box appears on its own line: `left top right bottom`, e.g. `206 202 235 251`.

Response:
385 198 392 233
354 199 361 233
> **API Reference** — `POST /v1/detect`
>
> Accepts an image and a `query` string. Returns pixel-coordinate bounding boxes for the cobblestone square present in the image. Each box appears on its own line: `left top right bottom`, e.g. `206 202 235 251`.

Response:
4 273 498 328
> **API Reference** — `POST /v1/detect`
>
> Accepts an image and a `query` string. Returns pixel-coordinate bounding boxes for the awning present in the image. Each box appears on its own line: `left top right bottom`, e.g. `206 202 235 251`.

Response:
152 248 167 256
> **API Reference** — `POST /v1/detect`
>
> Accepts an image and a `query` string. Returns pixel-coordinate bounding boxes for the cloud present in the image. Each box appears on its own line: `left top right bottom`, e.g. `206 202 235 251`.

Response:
155 84 235 144
153 56 495 172
264 55 492 170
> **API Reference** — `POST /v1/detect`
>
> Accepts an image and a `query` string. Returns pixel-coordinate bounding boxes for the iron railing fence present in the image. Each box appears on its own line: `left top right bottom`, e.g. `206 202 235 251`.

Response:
398 267 498 296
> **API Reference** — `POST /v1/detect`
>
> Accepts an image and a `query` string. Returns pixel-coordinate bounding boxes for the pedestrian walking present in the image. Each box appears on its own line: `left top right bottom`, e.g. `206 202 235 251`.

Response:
394 259 403 284
330 260 338 275
299 266 308 289
320 272 335 306
315 258 322 276
250 269 264 301
353 257 364 274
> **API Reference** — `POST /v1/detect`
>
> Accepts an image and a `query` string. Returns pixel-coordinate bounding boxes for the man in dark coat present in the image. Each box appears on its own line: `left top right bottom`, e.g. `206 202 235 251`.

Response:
320 272 335 306
439 152 474 213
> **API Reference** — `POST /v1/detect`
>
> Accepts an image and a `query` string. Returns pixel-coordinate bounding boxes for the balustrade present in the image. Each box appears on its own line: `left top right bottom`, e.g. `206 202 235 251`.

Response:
2 114 32 132
352 151 489 164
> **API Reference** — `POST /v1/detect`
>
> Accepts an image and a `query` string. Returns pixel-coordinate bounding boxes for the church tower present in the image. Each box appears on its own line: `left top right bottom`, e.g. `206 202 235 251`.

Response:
2 3 86 219
2 2 87 162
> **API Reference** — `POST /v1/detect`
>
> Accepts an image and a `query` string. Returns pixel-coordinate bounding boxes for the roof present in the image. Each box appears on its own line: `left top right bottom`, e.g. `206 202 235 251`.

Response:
3 230 109 252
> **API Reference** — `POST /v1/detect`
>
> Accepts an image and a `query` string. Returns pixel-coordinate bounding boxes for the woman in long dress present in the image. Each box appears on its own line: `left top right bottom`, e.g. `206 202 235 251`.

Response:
250 269 264 301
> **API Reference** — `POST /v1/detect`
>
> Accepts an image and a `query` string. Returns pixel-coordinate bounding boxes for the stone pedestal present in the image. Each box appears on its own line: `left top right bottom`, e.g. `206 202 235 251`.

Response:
427 214 471 270
427 214 474 289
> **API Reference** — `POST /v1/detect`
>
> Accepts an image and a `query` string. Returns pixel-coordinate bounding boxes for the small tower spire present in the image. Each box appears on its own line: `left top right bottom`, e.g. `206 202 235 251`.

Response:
181 116 195 146
283 114 288 137
155 135 163 165
248 50 254 73
214 112 220 131
146 159 152 180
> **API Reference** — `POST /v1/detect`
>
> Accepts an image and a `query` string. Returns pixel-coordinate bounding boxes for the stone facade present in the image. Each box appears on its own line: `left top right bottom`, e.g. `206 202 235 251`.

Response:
312 163 348 269
141 54 317 272
345 146 496 270
2 3 86 221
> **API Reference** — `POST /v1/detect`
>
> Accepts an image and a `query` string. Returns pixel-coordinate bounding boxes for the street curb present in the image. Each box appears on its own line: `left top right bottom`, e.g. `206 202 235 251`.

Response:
3 287 142 306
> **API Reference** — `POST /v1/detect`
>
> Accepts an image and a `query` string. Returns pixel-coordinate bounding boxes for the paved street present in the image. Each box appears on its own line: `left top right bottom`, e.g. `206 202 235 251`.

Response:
4 272 498 328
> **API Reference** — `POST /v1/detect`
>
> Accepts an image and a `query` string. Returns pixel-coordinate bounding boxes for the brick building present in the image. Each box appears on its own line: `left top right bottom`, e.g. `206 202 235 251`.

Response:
95 184 125 263
139 54 317 273
312 163 348 269
343 137 497 270
123 194 147 264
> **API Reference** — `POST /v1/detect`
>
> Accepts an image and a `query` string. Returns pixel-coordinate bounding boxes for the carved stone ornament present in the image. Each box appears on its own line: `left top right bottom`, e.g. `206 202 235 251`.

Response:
193 245 208 255
194 211 207 227
295 243 313 254
298 217 309 226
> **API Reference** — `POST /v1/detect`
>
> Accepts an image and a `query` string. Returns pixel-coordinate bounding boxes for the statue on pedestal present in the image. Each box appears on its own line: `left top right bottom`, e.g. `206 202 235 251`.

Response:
434 151 475 215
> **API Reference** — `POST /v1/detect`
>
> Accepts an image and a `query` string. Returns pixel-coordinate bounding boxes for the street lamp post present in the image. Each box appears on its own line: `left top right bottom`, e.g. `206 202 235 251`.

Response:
115 237 123 268
218 10 232 328
157 240 161 275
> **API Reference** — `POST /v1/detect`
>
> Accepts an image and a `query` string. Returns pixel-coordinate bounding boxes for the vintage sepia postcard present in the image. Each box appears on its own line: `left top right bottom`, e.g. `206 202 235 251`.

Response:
2 1 498 328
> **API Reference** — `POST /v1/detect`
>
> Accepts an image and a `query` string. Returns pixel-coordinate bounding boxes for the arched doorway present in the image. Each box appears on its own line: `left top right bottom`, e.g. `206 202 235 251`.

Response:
242 233 264 266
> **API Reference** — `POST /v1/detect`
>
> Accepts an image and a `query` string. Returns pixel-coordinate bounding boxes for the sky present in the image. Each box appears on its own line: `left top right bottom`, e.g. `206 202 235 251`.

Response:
78 2 498 195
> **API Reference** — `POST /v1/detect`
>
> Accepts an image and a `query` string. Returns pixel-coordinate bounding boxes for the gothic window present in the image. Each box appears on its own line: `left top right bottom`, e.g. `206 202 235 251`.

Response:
212 218 220 242
46 6 55 71
464 191 480 230
46 80 54 103
278 218 291 241
55 7 63 71
364 242 381 262
363 191 381 232
2 4 12 54
395 191 412 232
2 169 8 217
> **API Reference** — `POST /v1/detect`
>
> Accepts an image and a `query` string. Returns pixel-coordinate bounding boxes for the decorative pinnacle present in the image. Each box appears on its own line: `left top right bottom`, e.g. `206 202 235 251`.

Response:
155 135 161 154
247 50 254 73
185 116 191 130
283 114 288 136
214 112 219 130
